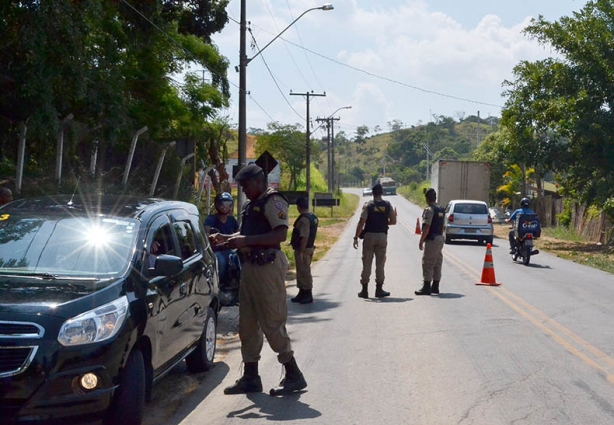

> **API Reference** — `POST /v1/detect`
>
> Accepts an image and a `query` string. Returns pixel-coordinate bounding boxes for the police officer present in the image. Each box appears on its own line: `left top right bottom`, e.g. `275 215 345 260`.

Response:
415 188 445 295
211 164 307 396
290 196 318 304
353 183 397 298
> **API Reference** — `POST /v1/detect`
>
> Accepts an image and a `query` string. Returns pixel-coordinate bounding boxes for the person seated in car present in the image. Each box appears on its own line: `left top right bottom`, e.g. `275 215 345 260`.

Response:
205 192 239 283
0 187 13 206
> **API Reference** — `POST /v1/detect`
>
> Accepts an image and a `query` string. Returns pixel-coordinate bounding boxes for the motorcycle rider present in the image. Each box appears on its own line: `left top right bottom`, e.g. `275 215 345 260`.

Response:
506 197 534 254
205 192 240 285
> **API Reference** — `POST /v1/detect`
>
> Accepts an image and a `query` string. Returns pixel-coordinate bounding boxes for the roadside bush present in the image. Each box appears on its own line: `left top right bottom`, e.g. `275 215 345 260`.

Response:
557 198 573 227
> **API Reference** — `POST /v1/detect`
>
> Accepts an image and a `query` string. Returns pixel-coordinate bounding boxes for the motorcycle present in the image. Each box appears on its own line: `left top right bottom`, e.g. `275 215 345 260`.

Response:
510 213 541 266
210 228 241 307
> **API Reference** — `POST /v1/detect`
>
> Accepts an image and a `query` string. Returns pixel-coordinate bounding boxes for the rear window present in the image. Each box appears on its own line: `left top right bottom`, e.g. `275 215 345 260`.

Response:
454 203 488 214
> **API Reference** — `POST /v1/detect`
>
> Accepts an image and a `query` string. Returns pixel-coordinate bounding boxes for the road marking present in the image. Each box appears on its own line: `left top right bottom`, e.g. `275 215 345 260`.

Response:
444 249 614 384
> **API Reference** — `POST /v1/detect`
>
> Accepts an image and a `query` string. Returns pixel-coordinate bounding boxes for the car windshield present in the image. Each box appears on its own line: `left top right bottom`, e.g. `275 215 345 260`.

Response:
0 214 139 278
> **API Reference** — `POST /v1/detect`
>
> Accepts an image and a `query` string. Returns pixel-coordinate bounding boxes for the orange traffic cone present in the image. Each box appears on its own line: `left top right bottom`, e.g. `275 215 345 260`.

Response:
476 243 501 286
414 218 421 235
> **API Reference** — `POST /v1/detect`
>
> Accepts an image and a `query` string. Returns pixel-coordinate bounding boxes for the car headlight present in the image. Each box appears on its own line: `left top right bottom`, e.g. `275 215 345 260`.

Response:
58 296 129 346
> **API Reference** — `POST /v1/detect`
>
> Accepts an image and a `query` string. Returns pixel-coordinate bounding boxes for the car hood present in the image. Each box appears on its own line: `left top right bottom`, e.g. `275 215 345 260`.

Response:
0 276 114 309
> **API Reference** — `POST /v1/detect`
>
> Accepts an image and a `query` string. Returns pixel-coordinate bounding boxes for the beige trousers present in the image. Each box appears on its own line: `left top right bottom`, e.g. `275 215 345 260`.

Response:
239 251 294 364
294 247 315 290
360 232 388 286
422 235 444 282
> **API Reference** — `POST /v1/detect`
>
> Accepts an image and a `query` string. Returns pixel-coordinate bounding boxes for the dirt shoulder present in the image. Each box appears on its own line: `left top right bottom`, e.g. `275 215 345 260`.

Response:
492 223 613 273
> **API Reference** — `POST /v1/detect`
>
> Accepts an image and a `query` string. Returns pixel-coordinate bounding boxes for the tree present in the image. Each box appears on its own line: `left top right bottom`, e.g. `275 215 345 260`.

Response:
473 129 514 204
497 164 535 210
387 119 403 133
255 122 309 190
0 0 230 195
501 0 614 211
353 125 369 144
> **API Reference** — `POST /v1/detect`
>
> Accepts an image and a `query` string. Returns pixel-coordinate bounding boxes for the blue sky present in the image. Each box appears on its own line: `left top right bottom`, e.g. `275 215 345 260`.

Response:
210 0 589 139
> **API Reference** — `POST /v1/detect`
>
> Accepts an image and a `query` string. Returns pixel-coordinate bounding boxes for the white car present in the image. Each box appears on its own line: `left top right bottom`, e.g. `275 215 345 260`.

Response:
444 200 494 244
362 188 372 197
489 207 507 224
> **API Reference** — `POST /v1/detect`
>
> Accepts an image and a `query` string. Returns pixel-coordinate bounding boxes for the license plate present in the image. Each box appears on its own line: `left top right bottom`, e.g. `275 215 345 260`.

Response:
465 229 476 233
525 239 534 247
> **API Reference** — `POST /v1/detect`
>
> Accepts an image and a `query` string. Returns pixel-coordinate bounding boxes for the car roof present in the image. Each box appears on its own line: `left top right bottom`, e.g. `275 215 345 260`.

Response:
1 195 197 220
448 199 487 205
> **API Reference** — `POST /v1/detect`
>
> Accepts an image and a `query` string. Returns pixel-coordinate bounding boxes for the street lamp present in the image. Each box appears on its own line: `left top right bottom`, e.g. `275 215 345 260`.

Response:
327 106 351 193
237 2 334 215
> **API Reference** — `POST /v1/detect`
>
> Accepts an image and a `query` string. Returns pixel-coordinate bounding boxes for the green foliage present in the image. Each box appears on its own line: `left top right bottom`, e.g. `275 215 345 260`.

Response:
496 164 535 209
0 0 230 197
334 116 497 188
256 122 311 190
397 183 430 208
557 198 574 227
501 0 614 210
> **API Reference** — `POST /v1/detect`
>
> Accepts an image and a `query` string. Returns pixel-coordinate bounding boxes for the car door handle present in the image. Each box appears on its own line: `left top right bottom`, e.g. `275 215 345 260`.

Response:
180 283 187 296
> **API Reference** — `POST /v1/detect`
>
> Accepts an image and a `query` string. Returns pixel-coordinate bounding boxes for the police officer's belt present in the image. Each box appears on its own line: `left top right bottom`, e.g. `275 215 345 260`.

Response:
238 247 278 266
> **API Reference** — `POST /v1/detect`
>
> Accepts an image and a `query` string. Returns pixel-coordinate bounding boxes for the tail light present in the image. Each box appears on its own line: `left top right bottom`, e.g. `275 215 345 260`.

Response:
448 214 454 223
487 216 492 224
526 233 533 239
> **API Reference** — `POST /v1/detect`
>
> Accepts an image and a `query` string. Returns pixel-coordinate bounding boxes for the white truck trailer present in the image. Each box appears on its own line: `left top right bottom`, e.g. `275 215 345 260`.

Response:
430 160 491 207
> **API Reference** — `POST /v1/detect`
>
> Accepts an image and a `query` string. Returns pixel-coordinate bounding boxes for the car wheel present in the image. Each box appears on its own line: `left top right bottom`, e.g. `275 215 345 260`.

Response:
186 307 217 373
445 235 452 244
486 236 494 245
105 349 145 425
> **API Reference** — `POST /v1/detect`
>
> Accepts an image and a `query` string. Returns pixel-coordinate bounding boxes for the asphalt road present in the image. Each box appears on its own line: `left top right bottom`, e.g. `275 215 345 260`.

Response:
144 189 614 425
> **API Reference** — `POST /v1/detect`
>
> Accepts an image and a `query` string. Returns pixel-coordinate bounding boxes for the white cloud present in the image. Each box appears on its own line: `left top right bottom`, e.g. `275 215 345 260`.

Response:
212 0 588 130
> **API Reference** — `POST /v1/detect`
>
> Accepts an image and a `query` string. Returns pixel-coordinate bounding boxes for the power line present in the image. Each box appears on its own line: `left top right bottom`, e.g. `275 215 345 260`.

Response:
249 29 304 121
226 19 503 109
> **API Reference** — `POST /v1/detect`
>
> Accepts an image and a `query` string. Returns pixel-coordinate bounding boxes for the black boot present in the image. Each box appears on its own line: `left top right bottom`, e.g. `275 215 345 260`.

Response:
357 285 368 299
299 289 313 304
270 357 307 396
375 284 390 298
291 289 305 303
415 281 431 295
224 362 263 395
431 281 440 295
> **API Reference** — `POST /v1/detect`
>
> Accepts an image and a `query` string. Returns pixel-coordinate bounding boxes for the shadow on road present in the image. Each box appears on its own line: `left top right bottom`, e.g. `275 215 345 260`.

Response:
226 392 322 421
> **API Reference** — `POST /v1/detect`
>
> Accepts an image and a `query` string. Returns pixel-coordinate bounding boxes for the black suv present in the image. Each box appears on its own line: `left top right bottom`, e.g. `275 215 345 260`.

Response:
0 195 220 424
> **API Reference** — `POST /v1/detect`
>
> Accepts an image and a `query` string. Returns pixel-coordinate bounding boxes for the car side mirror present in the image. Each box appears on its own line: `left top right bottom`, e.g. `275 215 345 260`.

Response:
151 254 183 277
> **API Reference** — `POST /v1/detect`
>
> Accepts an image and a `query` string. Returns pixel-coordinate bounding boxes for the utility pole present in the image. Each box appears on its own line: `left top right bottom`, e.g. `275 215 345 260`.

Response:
237 4 333 217
237 0 247 218
315 115 340 192
477 110 481 147
290 91 326 201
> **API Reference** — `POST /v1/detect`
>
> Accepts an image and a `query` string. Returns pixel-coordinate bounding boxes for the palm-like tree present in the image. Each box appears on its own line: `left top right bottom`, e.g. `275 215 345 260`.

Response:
496 164 535 209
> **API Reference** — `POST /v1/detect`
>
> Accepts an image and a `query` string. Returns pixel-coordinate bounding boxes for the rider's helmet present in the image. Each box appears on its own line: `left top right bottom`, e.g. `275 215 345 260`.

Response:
215 192 234 214
520 197 531 208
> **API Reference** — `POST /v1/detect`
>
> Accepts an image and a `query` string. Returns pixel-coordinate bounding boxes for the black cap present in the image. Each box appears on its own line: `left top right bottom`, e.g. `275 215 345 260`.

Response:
372 183 383 193
425 188 437 201
235 164 264 182
296 196 309 209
